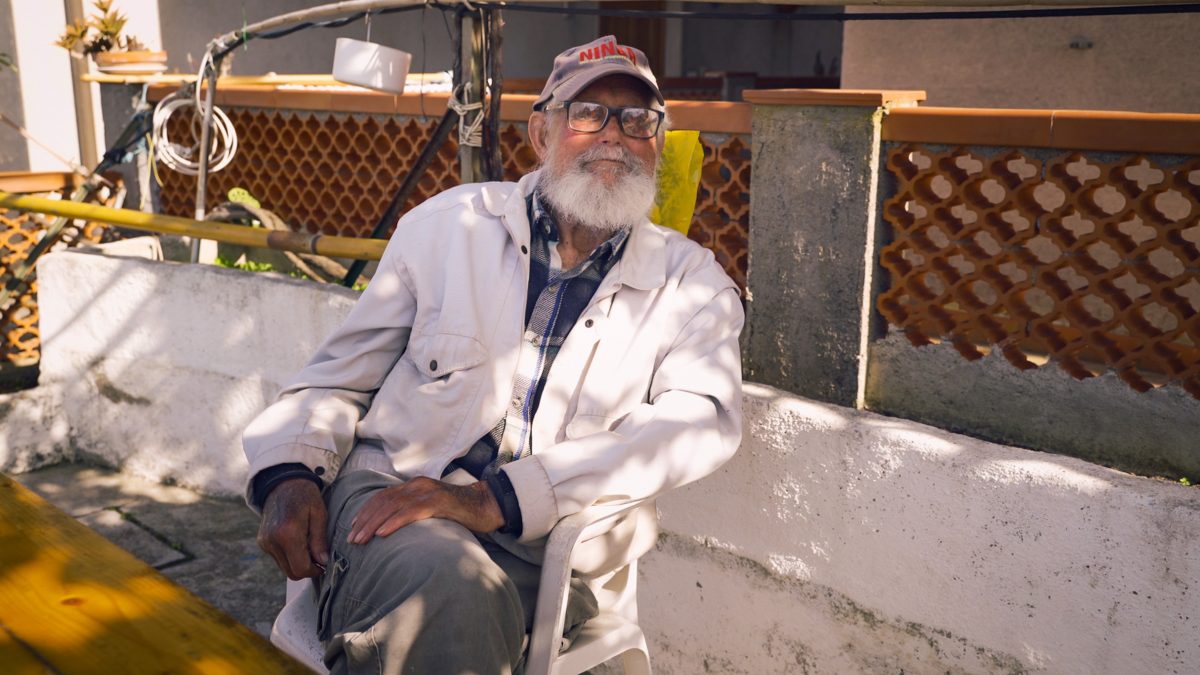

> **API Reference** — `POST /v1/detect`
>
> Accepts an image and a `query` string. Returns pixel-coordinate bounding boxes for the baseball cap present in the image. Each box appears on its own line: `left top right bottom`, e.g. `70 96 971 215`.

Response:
533 35 665 111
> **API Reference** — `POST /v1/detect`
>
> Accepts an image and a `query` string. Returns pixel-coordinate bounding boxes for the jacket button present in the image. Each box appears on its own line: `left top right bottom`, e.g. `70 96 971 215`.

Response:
520 245 529 254
429 360 438 371
314 466 326 476
585 319 594 328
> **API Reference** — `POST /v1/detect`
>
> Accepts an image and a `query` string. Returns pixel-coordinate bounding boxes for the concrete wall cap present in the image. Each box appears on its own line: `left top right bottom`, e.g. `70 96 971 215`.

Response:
743 88 927 108
883 105 1200 154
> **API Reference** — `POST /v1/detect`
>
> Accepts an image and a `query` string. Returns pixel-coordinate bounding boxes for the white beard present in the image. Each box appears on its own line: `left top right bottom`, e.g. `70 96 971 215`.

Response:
537 142 657 236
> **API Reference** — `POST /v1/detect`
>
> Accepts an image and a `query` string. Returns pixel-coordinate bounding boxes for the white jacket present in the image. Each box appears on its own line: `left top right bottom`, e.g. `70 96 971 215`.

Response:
243 171 744 574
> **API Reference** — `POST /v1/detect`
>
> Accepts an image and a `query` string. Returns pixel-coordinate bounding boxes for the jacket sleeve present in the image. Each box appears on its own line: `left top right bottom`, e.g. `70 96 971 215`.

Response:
500 267 744 543
241 241 417 511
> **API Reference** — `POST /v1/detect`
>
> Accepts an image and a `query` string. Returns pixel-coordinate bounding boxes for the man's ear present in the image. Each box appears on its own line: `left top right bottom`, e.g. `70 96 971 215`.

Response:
528 112 550 162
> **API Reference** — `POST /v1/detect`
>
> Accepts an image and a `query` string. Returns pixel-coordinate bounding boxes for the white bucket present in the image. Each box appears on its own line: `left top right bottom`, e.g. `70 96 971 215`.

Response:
332 37 412 94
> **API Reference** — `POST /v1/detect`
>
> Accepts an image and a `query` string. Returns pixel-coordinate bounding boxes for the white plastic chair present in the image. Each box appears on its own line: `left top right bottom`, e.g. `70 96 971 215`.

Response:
270 501 652 675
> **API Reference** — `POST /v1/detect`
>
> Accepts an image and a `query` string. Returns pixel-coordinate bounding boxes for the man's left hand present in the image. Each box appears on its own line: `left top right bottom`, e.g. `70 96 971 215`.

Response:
346 477 505 544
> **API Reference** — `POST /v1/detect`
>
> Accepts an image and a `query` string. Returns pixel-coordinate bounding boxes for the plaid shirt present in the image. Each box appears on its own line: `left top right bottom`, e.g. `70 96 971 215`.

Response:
450 191 629 535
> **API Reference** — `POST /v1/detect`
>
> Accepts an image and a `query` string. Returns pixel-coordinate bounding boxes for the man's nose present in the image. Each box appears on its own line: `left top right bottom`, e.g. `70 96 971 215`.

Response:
596 113 624 142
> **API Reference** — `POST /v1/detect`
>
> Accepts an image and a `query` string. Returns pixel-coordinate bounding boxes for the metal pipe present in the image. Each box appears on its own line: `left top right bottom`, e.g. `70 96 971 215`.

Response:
208 0 433 52
0 192 387 261
191 62 220 262
484 8 504 182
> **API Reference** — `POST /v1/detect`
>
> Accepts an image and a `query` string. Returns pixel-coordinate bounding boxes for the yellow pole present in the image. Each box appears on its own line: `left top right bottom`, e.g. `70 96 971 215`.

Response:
0 191 387 261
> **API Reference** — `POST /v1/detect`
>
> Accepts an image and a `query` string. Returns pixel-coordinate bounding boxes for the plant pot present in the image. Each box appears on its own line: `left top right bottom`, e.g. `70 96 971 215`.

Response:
93 50 168 75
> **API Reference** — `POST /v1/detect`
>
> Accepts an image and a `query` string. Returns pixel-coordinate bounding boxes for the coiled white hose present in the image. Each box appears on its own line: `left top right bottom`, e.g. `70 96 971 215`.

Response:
151 53 238 176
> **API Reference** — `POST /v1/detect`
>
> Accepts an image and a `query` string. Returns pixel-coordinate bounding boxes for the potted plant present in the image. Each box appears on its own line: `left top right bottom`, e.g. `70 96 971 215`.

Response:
56 0 166 75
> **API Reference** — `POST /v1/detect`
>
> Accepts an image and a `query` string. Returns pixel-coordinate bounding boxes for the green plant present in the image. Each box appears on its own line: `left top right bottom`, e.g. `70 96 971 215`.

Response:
213 255 369 291
214 255 278 274
56 0 147 57
1181 477 1193 487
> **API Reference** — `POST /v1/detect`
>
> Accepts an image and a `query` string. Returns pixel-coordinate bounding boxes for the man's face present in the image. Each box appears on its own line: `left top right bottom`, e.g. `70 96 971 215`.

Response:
532 74 661 188
530 74 663 234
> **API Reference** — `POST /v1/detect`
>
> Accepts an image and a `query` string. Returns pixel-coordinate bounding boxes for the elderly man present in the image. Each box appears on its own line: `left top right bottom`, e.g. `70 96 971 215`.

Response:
244 35 743 674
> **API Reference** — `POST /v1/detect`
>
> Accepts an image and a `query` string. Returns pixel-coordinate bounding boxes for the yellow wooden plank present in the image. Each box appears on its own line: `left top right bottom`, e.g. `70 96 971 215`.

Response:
0 627 55 674
0 474 310 674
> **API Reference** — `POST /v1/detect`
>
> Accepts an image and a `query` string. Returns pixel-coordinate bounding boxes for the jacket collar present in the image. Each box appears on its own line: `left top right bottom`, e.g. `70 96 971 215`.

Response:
482 170 667 292
613 217 666 291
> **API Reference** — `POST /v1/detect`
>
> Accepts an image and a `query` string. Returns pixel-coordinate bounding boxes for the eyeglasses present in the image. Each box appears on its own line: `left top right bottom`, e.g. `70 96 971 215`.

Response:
545 100 664 139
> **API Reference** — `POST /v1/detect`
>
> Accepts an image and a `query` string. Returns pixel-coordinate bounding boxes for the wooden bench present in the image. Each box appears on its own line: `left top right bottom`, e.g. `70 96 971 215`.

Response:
0 472 310 673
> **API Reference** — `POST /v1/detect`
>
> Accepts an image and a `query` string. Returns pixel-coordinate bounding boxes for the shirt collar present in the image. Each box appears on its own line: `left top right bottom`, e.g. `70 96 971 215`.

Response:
529 190 559 242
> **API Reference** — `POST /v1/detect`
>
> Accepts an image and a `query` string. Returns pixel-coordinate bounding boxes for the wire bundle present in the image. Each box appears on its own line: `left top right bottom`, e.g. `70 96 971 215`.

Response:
151 53 238 176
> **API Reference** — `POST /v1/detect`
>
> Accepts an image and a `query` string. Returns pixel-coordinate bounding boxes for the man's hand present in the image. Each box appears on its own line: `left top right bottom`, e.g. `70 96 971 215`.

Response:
346 477 504 545
258 478 330 580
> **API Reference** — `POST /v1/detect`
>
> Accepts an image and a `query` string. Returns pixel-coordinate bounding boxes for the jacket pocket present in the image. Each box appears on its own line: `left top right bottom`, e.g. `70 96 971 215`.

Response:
564 413 621 440
407 332 488 379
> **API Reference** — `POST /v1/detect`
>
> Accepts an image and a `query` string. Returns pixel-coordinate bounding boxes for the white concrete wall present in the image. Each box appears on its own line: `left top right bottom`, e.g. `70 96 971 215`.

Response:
35 249 359 495
644 384 1200 673
29 249 1200 674
0 385 69 473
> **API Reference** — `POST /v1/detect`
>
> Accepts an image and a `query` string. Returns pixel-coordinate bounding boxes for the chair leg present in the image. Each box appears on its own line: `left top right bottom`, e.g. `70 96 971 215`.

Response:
620 647 652 675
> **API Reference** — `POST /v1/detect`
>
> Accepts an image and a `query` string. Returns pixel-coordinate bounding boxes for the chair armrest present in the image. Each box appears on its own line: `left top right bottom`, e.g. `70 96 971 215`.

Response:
525 500 650 675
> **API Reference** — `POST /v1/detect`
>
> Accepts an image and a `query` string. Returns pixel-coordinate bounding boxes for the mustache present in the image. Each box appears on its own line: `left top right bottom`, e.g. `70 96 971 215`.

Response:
573 144 644 174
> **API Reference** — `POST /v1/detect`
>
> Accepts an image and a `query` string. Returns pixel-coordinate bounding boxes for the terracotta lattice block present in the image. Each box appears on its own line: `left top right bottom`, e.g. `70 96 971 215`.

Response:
879 144 1200 398
691 134 751 292
0 183 123 366
159 109 460 238
157 107 751 291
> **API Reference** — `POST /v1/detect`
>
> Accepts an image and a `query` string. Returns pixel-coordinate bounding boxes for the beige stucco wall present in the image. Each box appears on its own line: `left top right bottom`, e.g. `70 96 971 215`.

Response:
841 8 1200 113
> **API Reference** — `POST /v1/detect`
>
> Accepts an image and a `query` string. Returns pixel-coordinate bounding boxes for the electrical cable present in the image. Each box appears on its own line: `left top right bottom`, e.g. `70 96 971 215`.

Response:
475 1 1200 22
152 51 238 177
211 4 428 61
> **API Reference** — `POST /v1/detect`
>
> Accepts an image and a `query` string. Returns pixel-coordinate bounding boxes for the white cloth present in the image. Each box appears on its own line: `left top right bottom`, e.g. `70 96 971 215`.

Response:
242 170 744 576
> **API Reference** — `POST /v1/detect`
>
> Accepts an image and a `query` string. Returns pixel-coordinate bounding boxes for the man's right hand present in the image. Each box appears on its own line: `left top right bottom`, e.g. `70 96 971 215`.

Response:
257 478 330 580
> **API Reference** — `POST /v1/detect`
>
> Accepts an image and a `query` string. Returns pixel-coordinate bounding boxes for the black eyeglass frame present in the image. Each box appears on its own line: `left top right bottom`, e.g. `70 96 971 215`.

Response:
543 100 665 139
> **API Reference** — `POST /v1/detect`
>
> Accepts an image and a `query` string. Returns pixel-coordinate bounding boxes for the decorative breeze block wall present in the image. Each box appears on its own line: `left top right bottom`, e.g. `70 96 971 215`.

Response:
879 144 1200 398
